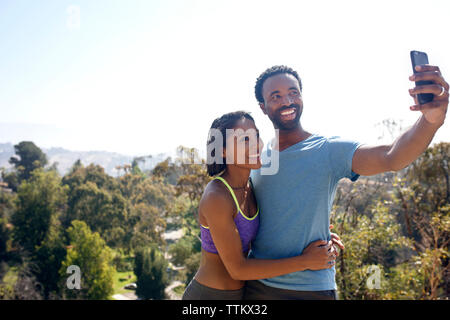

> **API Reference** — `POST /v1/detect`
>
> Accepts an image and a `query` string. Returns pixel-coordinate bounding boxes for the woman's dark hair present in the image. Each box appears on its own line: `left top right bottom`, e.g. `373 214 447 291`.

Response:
206 111 255 177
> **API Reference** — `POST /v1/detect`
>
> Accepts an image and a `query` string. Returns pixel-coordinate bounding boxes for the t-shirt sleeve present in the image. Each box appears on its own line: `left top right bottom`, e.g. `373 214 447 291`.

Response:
327 136 362 182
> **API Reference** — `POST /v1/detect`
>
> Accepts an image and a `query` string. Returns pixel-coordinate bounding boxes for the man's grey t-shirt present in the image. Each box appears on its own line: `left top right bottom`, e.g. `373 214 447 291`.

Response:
249 134 361 291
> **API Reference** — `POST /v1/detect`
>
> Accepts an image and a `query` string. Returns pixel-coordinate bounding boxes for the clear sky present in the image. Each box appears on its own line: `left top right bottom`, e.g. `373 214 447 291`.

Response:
1 0 449 157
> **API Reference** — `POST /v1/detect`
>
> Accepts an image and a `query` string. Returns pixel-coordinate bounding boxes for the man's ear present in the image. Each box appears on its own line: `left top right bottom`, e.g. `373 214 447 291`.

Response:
259 102 267 115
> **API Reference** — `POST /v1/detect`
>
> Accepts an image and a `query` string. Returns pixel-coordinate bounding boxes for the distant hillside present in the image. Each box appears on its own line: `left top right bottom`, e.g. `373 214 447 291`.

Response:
0 142 169 177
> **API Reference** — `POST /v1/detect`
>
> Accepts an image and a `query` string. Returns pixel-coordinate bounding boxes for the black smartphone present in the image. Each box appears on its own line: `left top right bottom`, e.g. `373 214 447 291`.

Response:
410 50 434 105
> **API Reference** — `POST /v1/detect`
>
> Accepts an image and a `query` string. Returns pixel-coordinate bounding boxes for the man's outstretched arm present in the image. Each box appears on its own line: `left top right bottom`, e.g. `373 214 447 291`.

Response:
352 65 449 176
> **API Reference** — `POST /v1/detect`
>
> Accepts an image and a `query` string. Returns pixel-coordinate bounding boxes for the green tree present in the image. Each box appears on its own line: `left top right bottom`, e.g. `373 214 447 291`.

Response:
33 222 67 299
392 142 449 299
126 174 175 250
1 170 19 193
175 146 210 204
183 252 201 285
129 202 165 250
10 253 43 300
0 220 8 259
152 157 181 185
331 142 450 300
168 237 194 267
60 220 115 300
332 202 415 299
173 146 210 247
134 246 168 300
62 163 130 249
11 169 67 253
8 141 48 183
65 181 129 247
0 189 15 259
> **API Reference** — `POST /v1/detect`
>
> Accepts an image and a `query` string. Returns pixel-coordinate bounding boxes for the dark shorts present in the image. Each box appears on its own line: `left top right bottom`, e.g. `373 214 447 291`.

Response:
243 280 338 300
182 279 245 300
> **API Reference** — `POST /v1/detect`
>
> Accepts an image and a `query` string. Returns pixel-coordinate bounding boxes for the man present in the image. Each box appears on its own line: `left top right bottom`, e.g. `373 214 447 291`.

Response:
244 65 448 300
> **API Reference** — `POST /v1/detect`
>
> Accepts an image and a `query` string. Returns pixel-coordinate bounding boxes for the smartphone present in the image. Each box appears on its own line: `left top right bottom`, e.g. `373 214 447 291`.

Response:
410 50 434 105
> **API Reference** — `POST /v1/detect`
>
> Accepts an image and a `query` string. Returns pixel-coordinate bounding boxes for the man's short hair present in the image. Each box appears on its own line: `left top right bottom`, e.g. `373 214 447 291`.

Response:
254 65 302 104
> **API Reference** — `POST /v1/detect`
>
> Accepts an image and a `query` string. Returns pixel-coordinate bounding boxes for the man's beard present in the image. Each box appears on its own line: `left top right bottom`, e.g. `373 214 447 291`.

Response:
270 103 302 131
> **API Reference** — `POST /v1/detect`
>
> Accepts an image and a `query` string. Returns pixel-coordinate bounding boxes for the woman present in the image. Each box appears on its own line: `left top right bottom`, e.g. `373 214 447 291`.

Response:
182 111 342 300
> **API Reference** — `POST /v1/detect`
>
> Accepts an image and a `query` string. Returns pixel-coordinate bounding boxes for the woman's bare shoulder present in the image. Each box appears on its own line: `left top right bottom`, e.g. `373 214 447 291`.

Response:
199 179 234 221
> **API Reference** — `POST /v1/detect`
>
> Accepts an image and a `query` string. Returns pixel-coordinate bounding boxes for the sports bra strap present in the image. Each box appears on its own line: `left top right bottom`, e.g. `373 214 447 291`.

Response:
213 176 242 211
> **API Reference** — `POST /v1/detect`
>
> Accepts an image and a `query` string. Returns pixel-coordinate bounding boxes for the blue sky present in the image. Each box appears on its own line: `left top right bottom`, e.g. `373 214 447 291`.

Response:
1 0 449 156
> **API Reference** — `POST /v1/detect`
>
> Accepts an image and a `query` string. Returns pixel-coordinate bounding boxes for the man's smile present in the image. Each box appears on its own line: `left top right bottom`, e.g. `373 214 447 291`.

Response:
278 104 300 122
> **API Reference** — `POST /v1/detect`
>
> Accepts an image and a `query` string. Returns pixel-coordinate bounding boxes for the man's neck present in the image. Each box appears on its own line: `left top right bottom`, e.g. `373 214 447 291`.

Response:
272 123 312 152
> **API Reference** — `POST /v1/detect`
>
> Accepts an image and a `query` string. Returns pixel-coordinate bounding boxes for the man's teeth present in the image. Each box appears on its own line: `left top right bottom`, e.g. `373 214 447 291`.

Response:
280 108 295 115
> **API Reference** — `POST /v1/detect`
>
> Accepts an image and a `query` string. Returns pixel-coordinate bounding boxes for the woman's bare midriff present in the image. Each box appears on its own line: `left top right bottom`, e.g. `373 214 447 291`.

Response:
194 249 247 290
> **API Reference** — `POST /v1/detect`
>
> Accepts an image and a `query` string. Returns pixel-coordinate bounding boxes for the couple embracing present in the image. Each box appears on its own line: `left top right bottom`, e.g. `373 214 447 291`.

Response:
182 64 449 300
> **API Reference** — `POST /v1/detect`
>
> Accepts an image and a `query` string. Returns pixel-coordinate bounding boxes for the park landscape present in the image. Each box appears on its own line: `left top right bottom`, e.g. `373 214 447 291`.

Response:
0 140 448 300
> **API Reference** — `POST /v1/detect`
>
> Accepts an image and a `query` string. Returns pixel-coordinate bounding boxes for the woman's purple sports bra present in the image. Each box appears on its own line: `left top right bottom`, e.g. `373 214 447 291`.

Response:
200 176 260 254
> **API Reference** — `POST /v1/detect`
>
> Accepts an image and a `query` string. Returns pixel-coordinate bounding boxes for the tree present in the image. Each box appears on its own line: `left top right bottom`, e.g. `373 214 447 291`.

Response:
65 181 129 248
33 221 67 299
331 142 450 300
168 237 194 267
62 164 130 249
10 253 43 300
152 157 181 185
134 246 168 300
8 141 48 183
0 189 15 259
129 202 165 250
126 174 175 250
183 252 201 286
60 220 115 300
11 169 67 253
173 146 210 245
175 146 210 204
332 201 415 299
0 220 8 259
392 142 449 299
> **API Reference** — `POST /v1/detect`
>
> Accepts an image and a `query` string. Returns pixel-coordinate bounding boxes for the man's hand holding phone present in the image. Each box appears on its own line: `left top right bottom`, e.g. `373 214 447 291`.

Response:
409 52 449 125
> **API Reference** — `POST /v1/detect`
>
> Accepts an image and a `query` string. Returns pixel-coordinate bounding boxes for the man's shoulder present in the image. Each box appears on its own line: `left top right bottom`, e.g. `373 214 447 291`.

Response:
311 134 352 144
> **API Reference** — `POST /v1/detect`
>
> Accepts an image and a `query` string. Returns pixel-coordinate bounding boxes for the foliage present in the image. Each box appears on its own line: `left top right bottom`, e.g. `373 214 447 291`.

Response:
152 157 181 185
8 141 48 188
183 252 201 285
0 140 448 300
332 201 415 299
11 169 68 253
393 142 449 299
112 253 134 273
60 220 115 300
174 146 211 204
0 191 14 258
332 142 449 300
62 164 131 250
168 237 195 267
134 246 168 300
